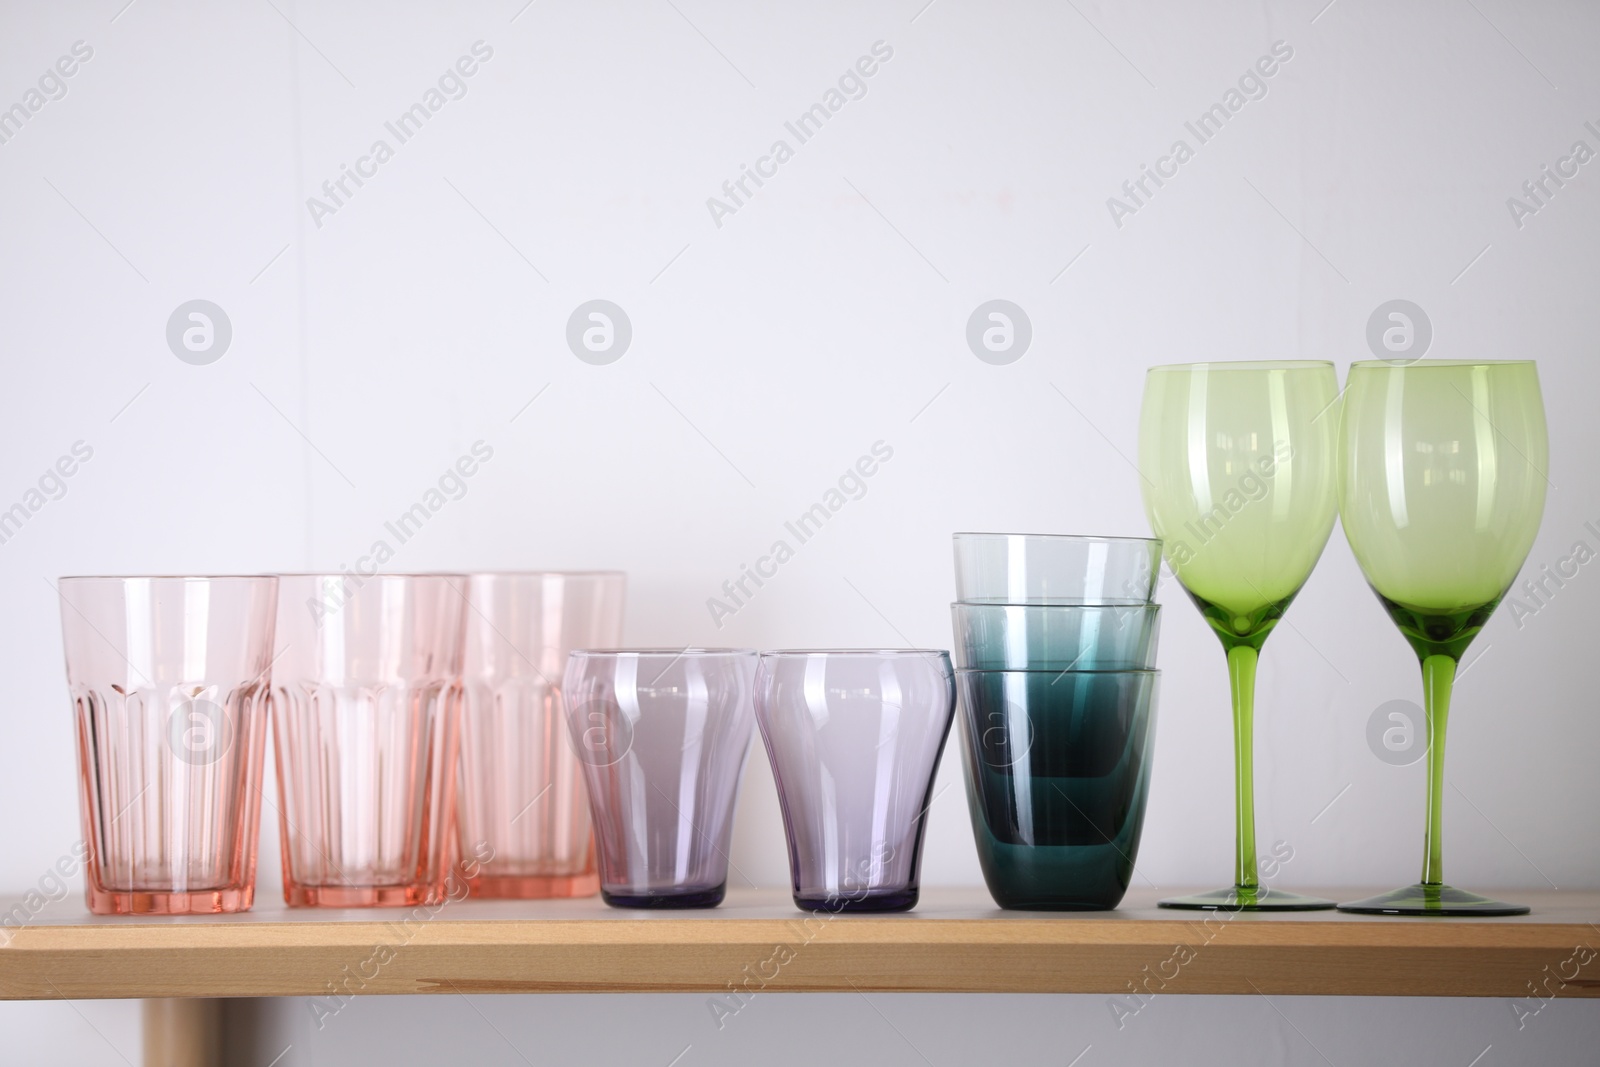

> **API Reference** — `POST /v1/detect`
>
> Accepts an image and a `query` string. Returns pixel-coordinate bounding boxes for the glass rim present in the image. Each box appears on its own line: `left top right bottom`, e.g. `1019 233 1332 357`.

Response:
951 601 1159 612
58 573 279 583
759 648 950 658
952 531 1161 546
955 667 1161 676
569 647 757 658
955 601 1156 608
1347 359 1537 369
1145 360 1335 373
274 572 469 582
464 570 625 579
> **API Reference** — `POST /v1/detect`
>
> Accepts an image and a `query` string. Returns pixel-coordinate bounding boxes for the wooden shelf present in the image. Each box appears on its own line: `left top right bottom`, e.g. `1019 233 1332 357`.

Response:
2 888 1595 1000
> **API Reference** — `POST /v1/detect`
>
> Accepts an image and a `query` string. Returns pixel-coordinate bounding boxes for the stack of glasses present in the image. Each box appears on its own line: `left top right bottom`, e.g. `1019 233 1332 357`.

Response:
950 533 1163 910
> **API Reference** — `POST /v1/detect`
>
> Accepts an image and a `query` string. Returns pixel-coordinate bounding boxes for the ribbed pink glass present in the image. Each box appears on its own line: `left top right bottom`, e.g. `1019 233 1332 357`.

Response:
58 575 278 915
272 574 467 907
457 572 625 899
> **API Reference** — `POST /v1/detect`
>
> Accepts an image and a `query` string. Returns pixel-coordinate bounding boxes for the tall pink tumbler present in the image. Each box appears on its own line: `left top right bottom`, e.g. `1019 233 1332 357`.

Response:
272 574 467 907
457 572 625 898
59 575 278 915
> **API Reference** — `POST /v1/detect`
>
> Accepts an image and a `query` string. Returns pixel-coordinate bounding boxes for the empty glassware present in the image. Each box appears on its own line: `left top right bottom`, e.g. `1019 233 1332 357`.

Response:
957 668 1159 909
563 649 757 908
1336 360 1548 916
951 532 1164 909
272 574 468 907
457 572 625 899
951 602 1160 671
754 650 955 912
953 532 1161 604
1140 361 1340 910
58 575 278 914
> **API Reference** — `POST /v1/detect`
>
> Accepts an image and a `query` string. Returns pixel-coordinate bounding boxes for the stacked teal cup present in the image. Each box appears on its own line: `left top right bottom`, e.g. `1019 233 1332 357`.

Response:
951 533 1162 909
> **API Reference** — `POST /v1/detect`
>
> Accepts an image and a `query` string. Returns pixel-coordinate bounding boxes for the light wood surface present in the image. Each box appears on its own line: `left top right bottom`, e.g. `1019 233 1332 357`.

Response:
2 889 1596 1000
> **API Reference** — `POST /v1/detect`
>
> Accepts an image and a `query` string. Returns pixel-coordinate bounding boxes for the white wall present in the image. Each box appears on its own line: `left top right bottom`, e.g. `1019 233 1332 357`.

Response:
1 0 1597 1061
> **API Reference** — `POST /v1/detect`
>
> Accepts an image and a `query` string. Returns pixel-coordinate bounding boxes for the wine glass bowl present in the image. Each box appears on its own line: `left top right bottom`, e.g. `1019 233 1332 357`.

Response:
1140 362 1341 648
1338 360 1549 660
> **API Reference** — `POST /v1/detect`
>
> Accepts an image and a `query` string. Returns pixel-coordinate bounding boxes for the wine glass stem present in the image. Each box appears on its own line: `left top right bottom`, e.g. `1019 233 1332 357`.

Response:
1420 653 1455 887
1228 644 1259 890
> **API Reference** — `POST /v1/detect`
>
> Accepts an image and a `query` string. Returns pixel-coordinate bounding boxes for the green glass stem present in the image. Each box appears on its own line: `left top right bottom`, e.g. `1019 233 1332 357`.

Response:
1420 653 1455 887
1228 644 1258 891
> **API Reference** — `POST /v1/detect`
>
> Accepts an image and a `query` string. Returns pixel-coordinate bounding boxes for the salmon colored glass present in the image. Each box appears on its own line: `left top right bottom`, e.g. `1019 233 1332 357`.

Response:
58 575 278 915
272 574 467 907
457 572 625 899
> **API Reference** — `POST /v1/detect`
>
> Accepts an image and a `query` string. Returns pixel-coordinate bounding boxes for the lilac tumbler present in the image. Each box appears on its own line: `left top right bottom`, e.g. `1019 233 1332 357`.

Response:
755 650 955 912
562 649 757 908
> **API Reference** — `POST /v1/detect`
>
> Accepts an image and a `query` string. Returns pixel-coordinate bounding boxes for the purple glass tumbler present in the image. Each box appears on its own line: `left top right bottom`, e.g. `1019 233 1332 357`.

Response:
562 649 756 908
754 650 955 912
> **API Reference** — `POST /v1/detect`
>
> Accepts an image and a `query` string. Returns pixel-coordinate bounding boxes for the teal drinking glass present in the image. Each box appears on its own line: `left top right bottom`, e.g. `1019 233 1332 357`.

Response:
951 602 1160 671
956 668 1159 909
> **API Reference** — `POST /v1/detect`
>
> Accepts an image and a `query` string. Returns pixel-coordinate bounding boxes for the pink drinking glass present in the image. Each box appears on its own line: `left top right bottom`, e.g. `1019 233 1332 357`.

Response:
457 572 625 899
58 575 278 915
272 574 467 907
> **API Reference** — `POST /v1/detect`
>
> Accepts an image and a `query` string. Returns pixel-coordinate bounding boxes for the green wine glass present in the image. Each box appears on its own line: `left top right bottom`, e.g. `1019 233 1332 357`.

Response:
1139 361 1340 910
1336 360 1548 916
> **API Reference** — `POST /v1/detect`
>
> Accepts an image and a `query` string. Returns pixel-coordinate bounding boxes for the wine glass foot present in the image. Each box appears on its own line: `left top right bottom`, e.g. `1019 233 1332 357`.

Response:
1158 886 1335 911
1337 884 1530 916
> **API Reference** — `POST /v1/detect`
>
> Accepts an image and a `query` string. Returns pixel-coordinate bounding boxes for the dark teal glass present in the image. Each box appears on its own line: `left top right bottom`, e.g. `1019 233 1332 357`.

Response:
957 669 1158 910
